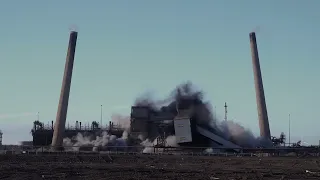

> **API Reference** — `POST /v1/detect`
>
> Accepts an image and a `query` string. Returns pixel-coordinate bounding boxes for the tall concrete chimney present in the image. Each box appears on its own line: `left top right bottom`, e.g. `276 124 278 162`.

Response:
249 32 271 140
51 31 78 149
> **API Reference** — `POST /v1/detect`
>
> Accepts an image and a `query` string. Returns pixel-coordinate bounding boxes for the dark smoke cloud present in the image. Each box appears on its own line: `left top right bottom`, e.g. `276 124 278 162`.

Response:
135 81 270 148
134 91 172 112
135 81 217 128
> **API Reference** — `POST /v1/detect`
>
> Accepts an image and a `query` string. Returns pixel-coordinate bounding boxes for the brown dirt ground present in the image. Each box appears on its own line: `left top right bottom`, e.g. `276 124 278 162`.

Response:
0 154 320 180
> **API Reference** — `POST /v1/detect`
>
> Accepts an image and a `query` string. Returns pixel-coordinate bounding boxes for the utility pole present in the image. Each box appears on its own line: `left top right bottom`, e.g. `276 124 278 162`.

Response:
224 102 228 121
100 105 103 129
289 113 291 146
37 112 40 121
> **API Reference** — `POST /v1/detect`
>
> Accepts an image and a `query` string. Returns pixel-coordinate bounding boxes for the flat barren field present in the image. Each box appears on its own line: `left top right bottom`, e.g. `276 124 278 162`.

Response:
0 154 320 180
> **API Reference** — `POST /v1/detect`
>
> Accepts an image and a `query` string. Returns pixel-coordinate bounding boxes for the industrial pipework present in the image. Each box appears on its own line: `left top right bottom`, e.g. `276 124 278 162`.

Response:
249 32 271 140
51 31 78 149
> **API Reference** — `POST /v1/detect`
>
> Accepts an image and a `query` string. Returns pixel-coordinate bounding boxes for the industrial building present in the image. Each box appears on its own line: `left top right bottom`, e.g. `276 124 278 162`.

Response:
30 31 283 151
130 101 242 151
31 121 123 146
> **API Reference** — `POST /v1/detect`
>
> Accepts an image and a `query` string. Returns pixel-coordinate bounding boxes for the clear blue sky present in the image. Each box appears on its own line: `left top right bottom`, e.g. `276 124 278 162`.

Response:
1 0 319 145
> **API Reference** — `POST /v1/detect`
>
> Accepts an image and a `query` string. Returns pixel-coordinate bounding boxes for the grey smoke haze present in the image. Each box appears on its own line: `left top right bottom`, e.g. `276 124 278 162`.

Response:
218 120 260 147
62 114 134 152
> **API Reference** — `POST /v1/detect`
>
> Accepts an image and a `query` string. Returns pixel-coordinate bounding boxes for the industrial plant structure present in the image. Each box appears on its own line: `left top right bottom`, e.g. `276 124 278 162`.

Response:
130 103 242 150
30 31 282 151
31 120 123 146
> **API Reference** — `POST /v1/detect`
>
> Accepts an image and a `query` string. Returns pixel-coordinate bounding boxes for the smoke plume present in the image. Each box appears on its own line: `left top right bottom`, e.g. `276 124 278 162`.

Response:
63 130 128 151
135 81 270 148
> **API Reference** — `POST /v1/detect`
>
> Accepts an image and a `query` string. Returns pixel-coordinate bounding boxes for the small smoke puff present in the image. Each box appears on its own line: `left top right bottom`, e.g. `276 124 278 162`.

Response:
165 136 178 147
252 26 261 34
204 148 213 154
140 139 154 153
69 24 79 32
122 131 128 140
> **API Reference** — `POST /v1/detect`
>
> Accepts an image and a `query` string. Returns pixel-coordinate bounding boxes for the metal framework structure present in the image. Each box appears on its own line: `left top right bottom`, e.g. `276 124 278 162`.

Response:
156 124 168 147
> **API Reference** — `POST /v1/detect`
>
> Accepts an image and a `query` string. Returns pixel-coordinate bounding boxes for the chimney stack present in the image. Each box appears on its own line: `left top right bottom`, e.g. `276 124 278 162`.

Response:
249 32 271 140
51 31 78 150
